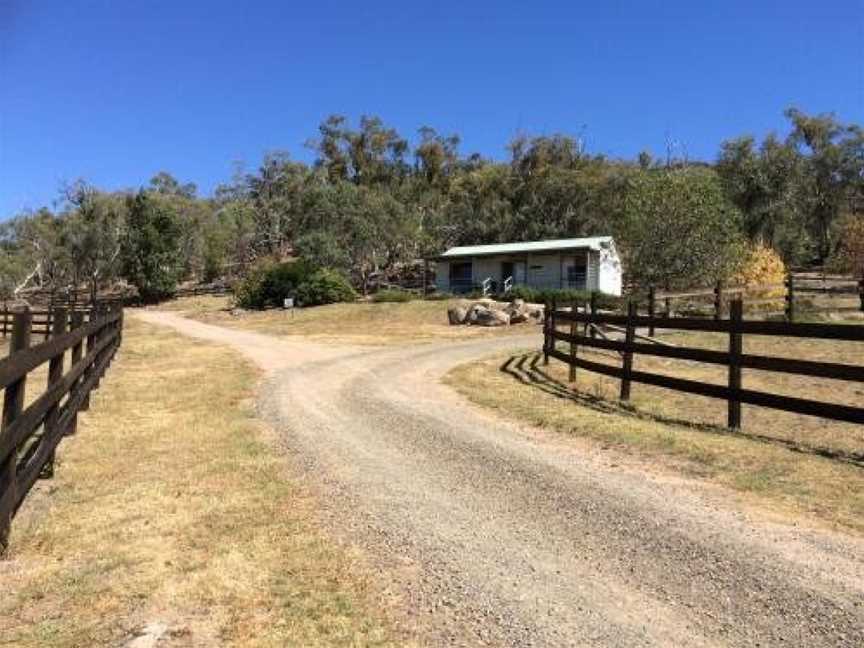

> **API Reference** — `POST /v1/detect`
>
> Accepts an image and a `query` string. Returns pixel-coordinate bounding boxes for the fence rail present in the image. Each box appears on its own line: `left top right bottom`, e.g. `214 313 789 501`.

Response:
2 308 96 341
646 272 864 324
172 284 233 298
0 304 123 551
543 299 864 430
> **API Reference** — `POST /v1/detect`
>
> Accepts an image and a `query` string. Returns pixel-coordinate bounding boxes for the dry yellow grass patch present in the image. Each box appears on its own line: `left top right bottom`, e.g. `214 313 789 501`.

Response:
0 318 406 647
446 341 864 535
546 329 864 456
154 295 538 345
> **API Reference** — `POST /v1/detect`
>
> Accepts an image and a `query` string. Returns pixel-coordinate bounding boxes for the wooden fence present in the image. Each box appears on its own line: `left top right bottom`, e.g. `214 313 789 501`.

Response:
543 299 864 430
0 304 123 551
1 307 97 341
172 283 233 298
645 272 864 326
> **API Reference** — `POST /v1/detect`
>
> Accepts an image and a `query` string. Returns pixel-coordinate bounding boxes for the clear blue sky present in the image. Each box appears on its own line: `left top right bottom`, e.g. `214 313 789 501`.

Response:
1 0 862 219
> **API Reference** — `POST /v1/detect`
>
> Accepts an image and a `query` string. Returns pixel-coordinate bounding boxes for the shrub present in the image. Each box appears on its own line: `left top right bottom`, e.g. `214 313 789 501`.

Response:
295 268 357 306
506 286 541 303
372 289 414 303
728 243 786 315
235 259 314 310
731 243 786 295
504 286 624 310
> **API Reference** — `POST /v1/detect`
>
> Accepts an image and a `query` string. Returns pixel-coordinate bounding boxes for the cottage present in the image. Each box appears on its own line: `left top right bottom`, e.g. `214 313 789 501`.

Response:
432 237 622 296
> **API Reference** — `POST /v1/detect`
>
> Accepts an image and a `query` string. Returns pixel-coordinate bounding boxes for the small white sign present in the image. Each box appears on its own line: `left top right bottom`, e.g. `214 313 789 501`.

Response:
283 297 294 309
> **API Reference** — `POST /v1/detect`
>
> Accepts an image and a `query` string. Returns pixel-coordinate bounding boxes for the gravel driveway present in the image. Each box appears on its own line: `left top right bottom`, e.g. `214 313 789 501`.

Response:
135 311 864 647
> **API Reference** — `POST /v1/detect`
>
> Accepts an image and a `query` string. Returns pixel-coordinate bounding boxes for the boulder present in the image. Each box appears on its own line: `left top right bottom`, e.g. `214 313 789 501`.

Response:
473 308 510 327
447 305 469 325
475 298 509 311
501 297 541 325
467 303 489 324
525 303 545 321
447 298 536 326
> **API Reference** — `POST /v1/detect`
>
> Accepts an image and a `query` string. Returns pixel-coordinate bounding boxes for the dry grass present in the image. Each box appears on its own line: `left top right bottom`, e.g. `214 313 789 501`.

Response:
151 295 538 345
0 318 407 647
546 328 864 456
445 332 864 534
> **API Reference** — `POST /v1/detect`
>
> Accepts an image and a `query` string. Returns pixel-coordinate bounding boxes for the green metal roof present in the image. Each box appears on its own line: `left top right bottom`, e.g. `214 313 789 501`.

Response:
438 236 615 259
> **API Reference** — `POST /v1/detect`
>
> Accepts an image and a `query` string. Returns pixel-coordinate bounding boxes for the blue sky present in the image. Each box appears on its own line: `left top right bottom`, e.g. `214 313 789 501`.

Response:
1 0 862 219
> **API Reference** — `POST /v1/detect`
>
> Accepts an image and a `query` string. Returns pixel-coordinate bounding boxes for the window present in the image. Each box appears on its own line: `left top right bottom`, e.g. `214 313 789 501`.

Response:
449 262 473 293
567 265 586 289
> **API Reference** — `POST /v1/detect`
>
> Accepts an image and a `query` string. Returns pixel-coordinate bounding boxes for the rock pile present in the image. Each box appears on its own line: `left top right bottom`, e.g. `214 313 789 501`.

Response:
447 298 545 327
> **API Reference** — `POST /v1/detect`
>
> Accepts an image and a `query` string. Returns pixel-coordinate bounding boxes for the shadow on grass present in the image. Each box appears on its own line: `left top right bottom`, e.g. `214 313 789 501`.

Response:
499 352 864 468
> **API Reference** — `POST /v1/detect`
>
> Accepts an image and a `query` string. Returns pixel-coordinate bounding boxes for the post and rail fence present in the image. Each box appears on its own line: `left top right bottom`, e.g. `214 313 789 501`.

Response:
643 269 864 325
543 297 864 430
0 303 123 552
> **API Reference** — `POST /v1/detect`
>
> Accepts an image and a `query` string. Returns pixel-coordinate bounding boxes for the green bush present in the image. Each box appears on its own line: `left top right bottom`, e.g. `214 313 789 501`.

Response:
372 289 414 303
235 259 314 309
295 268 357 306
504 286 624 311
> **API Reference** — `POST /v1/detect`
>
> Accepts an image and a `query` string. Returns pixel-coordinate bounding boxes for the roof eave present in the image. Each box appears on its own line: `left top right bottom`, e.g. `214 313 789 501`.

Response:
438 245 598 260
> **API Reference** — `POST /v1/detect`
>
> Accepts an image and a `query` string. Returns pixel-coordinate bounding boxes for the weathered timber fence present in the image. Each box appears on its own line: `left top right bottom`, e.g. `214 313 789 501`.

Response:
0 303 123 551
1 308 96 341
172 283 233 299
543 298 864 430
645 270 864 324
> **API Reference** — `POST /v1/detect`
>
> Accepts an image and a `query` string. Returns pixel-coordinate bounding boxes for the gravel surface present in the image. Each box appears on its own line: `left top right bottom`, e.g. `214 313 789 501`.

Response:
136 311 864 647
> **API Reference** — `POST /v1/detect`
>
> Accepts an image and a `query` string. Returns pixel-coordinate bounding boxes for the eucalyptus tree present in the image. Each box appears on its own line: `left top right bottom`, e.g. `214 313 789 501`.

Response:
716 134 807 261
618 167 745 289
121 191 183 301
310 114 409 186
784 108 864 259
60 182 126 301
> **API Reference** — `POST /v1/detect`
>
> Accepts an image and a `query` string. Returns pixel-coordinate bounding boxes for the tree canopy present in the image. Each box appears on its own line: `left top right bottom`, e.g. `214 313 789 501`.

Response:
2 108 862 300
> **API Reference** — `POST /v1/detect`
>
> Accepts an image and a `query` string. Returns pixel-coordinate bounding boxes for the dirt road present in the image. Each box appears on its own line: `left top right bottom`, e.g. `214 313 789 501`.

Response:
135 310 864 647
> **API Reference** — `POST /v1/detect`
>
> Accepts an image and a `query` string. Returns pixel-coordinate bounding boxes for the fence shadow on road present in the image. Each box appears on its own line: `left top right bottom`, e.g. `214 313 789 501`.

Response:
498 352 864 468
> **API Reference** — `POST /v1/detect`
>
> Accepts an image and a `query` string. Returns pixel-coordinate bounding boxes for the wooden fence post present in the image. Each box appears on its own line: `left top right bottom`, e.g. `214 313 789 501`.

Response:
40 308 68 479
80 306 100 412
1 309 31 553
543 301 551 365
569 299 578 383
713 280 723 321
589 291 598 339
648 285 656 337
728 299 743 429
785 273 795 322
858 269 864 313
620 301 636 401
68 311 85 436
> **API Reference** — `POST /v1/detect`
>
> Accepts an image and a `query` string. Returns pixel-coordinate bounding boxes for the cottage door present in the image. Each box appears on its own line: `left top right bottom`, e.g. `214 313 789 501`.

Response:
514 261 526 285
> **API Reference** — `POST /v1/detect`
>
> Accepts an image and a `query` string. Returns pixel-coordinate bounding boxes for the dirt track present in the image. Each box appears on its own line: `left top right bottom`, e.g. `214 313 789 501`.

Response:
135 310 864 647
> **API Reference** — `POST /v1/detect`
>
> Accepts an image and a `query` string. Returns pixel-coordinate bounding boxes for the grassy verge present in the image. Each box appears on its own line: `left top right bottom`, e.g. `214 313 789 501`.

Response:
152 295 538 345
0 318 406 647
445 343 864 534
